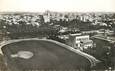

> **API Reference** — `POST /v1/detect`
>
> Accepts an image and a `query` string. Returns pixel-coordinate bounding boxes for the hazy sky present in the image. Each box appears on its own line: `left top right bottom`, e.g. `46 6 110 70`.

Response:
0 0 115 12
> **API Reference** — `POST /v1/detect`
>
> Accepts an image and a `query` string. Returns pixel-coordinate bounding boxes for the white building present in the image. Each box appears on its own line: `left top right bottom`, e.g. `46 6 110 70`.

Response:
43 15 50 23
66 34 93 50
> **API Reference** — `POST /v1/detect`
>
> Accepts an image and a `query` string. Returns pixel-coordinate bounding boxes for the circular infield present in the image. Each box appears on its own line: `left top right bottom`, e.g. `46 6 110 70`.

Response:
11 51 34 59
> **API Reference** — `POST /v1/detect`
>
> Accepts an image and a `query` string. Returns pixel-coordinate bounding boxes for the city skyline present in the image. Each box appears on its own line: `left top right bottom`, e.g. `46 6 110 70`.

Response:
0 0 115 12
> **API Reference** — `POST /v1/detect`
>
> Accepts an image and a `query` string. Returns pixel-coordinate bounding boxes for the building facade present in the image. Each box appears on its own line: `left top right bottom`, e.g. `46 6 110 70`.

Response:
66 34 93 50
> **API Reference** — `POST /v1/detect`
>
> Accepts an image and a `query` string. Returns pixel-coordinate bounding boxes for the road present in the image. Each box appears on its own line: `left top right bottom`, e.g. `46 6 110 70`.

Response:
0 38 100 71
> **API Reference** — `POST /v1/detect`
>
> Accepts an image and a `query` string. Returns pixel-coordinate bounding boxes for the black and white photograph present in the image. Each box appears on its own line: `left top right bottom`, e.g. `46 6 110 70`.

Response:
0 0 115 71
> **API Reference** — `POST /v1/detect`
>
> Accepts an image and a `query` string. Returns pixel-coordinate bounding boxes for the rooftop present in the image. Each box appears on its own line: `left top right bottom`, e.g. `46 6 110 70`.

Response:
92 35 115 43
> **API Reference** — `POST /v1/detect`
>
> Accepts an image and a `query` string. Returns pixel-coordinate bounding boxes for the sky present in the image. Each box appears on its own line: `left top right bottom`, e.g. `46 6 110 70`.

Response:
0 0 115 12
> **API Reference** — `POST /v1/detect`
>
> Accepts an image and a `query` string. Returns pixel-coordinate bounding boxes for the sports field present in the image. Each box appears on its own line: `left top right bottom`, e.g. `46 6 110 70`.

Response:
1 40 91 71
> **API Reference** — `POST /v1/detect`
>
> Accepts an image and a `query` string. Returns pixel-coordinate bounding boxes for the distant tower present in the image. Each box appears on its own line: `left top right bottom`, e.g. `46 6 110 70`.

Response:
44 10 51 16
43 10 51 23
